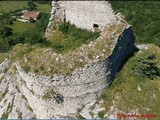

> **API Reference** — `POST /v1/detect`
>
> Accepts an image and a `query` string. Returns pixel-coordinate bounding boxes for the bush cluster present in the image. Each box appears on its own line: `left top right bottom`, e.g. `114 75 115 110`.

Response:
132 53 160 80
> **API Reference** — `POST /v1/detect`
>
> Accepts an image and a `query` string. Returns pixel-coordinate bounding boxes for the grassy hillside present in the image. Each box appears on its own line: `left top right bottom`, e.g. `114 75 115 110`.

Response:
0 1 28 13
107 2 160 117
0 1 51 14
99 44 160 119
110 1 160 47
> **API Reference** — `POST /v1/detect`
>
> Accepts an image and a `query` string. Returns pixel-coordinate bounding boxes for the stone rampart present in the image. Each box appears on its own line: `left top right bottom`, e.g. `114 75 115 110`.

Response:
50 1 117 31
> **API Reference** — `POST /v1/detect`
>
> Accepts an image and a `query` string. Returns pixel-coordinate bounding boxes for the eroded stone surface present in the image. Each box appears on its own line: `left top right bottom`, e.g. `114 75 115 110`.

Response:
0 25 135 118
0 1 135 119
46 1 119 37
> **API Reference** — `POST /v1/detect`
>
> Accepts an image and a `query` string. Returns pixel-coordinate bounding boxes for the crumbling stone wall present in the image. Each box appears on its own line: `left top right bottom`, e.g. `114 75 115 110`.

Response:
0 25 135 118
0 58 9 74
50 1 117 31
0 1 136 119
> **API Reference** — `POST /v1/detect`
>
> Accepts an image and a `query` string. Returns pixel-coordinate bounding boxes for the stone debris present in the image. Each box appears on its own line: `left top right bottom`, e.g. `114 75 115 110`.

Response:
137 85 142 92
137 44 149 51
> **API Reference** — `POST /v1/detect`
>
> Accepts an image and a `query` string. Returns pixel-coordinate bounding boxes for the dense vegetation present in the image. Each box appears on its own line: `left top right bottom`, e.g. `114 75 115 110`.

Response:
0 0 53 53
49 22 100 53
132 52 160 80
0 12 49 52
0 0 100 53
0 15 99 53
110 1 160 46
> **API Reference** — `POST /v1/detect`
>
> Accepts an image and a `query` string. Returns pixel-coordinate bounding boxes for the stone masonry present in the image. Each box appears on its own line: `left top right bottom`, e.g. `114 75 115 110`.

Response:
0 1 135 119
49 1 117 31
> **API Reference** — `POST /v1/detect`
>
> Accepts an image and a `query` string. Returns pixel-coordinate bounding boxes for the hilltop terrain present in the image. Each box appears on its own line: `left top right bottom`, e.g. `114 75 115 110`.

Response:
0 1 160 119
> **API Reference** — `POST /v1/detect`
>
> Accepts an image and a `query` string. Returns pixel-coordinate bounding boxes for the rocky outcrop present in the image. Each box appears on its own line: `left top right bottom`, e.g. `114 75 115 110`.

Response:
0 58 9 74
0 1 135 119
0 25 135 118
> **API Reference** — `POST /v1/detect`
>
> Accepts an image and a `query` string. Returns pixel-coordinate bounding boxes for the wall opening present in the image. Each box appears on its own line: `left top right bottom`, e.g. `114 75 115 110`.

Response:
93 24 99 29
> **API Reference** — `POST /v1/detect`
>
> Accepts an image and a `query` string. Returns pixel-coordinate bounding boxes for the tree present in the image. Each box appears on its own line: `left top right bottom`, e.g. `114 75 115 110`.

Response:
27 1 36 10
36 12 49 31
7 33 25 46
23 29 45 45
0 37 10 52
132 53 160 80
29 18 35 23
0 26 12 38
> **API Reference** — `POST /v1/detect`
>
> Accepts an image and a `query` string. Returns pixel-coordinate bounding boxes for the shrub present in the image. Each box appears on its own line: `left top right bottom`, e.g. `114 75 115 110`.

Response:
132 53 160 80
0 9 49 53
27 1 36 10
23 29 46 45
7 33 25 46
39 65 44 71
0 26 12 38
29 18 35 23
0 37 10 52
36 12 49 31
34 68 39 73
98 111 105 118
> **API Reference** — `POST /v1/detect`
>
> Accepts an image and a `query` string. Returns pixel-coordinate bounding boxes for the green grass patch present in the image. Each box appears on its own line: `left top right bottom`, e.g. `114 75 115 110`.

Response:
35 3 51 15
0 1 28 13
8 20 35 34
98 110 105 118
13 44 34 61
49 22 100 53
0 1 51 14
99 44 160 119
42 89 56 101
0 53 8 63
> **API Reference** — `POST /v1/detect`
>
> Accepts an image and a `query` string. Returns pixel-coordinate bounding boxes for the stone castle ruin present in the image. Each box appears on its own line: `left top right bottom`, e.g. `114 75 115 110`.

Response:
50 1 117 31
0 1 135 119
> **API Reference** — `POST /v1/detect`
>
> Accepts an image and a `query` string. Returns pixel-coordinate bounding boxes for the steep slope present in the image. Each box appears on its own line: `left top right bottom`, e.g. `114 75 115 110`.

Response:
0 1 136 119
92 44 160 119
